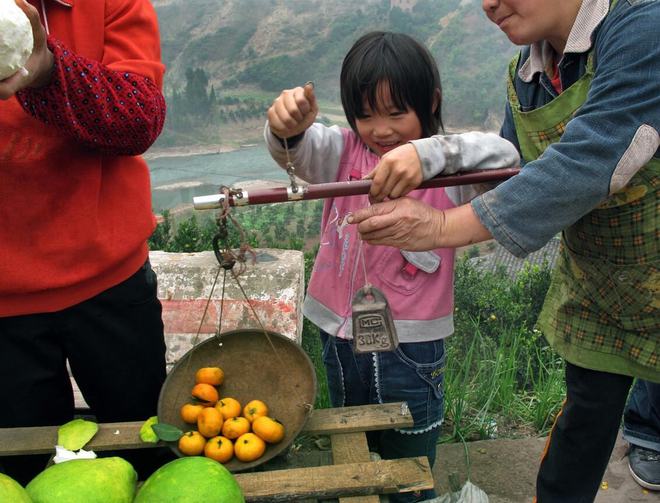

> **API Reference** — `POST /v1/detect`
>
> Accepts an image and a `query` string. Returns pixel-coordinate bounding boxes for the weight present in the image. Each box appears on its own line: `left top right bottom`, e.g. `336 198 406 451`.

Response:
351 286 399 353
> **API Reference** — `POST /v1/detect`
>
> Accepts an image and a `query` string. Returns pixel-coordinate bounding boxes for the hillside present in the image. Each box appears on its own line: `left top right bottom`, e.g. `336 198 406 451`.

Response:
151 0 518 147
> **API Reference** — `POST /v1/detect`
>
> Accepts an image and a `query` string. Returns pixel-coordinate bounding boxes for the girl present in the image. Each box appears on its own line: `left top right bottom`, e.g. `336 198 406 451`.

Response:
351 1 660 501
265 31 518 502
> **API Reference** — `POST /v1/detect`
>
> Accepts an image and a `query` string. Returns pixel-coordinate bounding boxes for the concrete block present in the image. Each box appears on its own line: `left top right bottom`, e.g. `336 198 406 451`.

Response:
150 249 305 370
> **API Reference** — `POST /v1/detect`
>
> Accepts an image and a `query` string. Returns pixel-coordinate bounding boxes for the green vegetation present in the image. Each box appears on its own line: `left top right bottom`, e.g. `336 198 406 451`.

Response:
446 258 563 442
150 202 564 438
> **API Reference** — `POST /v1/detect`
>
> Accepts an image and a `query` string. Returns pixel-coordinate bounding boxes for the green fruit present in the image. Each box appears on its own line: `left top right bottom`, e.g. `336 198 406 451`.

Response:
57 418 99 450
26 457 136 503
134 456 245 503
139 416 159 443
0 472 32 503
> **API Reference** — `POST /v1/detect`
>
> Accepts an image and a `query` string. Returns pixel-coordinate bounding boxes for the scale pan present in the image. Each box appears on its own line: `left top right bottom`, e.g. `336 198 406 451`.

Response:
158 328 317 472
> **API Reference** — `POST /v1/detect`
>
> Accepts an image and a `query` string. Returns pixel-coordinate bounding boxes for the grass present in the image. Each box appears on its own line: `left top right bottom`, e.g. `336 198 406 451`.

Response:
442 321 564 443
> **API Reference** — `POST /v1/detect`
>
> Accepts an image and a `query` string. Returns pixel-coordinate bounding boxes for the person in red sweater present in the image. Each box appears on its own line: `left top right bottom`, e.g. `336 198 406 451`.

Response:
0 0 169 484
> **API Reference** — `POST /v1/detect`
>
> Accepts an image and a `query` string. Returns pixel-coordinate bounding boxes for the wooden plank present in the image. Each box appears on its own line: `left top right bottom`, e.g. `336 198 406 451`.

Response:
332 432 371 464
234 457 433 502
331 432 379 503
0 423 149 456
305 402 413 435
0 403 413 456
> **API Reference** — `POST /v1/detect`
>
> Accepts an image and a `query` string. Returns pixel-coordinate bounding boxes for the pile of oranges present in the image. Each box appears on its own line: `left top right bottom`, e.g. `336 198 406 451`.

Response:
177 366 285 464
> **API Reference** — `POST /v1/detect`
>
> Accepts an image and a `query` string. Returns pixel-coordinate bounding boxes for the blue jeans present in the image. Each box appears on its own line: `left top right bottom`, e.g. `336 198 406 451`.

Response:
623 379 660 452
321 331 445 502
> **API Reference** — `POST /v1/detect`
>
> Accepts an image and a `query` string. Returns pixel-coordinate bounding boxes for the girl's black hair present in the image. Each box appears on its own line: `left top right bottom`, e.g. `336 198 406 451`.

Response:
340 31 443 138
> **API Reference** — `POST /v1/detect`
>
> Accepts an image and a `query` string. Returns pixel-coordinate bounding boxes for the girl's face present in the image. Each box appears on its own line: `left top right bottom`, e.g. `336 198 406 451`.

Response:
482 0 581 51
354 82 423 157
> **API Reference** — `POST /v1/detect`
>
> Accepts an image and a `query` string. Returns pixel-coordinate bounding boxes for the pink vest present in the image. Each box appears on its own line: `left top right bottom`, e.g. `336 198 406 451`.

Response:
304 129 457 342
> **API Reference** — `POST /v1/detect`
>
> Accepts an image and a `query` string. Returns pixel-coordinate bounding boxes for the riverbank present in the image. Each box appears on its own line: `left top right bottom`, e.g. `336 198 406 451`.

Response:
144 143 238 161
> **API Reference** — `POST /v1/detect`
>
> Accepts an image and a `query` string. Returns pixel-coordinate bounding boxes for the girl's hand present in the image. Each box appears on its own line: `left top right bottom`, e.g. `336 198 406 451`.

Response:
363 144 423 202
0 0 53 100
348 197 443 251
267 82 318 139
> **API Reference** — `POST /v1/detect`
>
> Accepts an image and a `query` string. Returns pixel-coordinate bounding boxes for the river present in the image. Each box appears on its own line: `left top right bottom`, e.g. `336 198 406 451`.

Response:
147 145 289 211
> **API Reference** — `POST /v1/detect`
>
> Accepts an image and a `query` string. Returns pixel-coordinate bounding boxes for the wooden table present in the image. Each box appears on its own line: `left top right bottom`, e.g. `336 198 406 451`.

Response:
0 402 434 502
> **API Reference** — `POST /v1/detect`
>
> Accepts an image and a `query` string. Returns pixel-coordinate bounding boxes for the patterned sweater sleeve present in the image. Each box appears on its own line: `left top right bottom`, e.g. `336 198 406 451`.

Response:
15 36 166 156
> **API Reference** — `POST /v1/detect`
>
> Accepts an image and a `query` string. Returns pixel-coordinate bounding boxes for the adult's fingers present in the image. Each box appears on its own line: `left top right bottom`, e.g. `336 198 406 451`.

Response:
349 200 398 229
17 0 42 43
0 68 28 100
350 198 444 251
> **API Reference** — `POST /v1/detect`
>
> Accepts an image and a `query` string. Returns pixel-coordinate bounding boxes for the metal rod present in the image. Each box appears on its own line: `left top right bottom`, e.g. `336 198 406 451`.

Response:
193 167 520 210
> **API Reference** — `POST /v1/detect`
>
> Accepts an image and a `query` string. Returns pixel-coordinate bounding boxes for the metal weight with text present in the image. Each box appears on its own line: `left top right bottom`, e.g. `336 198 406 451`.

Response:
352 286 399 353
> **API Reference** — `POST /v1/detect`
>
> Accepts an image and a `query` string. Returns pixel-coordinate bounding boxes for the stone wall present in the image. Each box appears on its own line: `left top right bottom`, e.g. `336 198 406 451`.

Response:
150 249 305 370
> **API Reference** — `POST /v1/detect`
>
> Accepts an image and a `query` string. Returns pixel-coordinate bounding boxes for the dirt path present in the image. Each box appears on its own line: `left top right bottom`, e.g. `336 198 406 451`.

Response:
433 434 659 502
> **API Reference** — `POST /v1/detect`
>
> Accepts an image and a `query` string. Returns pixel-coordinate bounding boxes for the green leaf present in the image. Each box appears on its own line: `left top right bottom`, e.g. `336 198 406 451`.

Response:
139 416 159 443
151 423 184 442
57 419 99 451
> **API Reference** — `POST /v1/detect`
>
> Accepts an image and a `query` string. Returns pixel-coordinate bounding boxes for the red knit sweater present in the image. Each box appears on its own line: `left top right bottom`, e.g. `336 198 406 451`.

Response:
0 0 166 316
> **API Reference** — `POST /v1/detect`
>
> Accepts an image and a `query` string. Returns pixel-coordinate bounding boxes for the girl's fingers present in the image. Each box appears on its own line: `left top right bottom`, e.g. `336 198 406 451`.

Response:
281 90 303 122
390 178 413 200
303 82 317 111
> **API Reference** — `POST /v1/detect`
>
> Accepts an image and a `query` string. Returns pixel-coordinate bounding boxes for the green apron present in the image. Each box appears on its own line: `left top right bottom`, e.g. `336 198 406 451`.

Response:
506 5 659 383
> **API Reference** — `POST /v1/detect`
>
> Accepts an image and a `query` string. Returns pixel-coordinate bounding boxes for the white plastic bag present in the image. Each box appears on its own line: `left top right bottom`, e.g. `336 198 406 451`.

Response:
431 481 489 503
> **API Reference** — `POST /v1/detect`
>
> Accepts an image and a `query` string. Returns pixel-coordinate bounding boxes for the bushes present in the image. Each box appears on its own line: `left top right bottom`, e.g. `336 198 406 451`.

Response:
445 255 563 442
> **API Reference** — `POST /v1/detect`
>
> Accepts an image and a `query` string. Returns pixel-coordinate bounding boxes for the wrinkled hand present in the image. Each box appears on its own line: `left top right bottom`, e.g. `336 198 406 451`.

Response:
349 197 444 251
267 82 318 139
363 143 423 202
0 0 53 100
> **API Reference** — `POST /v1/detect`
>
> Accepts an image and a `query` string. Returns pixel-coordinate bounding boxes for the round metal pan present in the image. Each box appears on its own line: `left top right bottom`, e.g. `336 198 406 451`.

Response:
157 328 317 472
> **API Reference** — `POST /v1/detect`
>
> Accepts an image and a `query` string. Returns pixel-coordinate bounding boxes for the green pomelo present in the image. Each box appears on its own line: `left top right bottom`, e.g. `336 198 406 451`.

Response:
26 457 136 503
57 418 99 450
134 456 245 503
0 472 32 503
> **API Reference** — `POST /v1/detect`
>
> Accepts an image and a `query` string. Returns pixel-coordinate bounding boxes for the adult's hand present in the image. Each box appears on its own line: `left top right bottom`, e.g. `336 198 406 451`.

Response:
350 199 494 250
267 82 318 140
0 0 54 100
363 143 423 202
349 197 444 251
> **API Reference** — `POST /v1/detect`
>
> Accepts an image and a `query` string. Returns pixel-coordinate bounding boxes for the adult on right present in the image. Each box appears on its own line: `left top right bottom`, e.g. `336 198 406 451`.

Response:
349 0 659 501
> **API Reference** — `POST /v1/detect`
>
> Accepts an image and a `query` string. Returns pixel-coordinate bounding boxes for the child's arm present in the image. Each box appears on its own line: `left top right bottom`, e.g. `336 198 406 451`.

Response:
265 84 344 184
367 132 519 202
264 122 344 183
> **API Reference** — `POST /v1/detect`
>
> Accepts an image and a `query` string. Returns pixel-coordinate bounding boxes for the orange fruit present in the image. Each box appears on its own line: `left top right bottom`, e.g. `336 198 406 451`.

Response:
180 403 204 424
243 399 268 422
178 431 206 456
252 416 285 444
195 366 224 386
191 383 219 406
204 435 234 463
216 397 242 419
234 433 266 462
221 416 251 440
197 406 224 438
